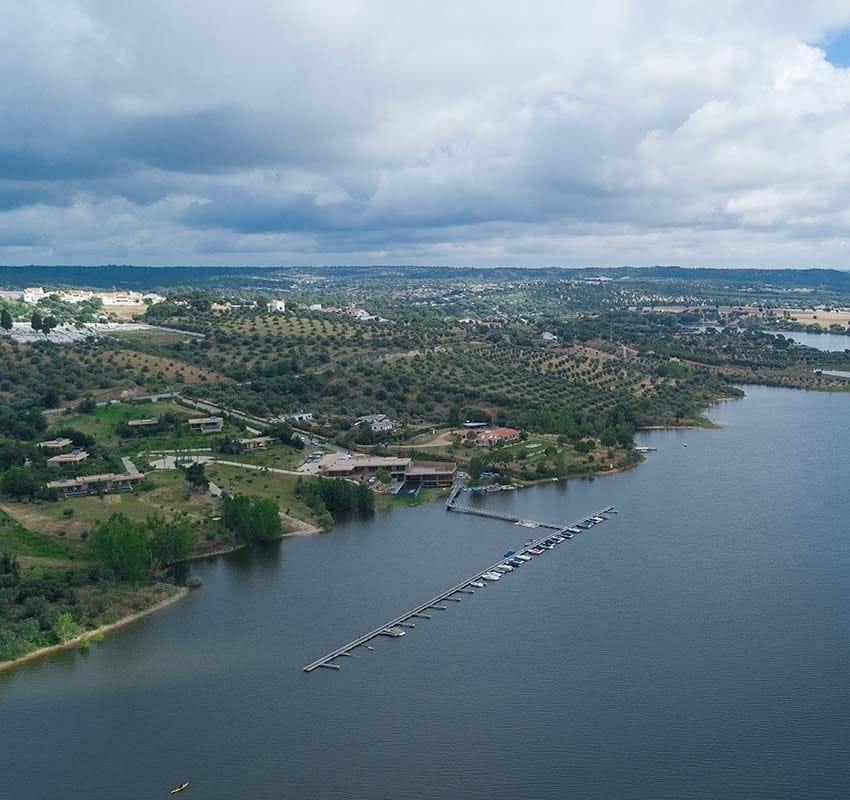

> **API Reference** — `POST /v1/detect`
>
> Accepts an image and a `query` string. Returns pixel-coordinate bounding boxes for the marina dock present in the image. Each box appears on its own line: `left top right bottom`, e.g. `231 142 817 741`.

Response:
302 503 615 672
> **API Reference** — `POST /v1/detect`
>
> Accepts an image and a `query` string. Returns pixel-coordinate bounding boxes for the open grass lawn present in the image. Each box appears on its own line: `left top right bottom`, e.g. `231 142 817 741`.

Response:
1 471 218 543
0 508 72 559
223 443 306 470
375 487 446 508
204 463 317 524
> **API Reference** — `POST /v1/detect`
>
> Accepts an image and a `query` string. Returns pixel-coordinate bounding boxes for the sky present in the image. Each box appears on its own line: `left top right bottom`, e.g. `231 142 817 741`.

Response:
3 1 850 268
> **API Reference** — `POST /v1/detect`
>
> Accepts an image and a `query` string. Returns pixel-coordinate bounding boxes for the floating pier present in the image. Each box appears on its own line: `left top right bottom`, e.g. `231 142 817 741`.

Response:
302 504 615 672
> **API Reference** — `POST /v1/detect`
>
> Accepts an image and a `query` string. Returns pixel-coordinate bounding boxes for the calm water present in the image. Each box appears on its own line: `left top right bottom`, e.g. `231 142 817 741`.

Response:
686 324 850 351
3 386 850 800
772 330 850 352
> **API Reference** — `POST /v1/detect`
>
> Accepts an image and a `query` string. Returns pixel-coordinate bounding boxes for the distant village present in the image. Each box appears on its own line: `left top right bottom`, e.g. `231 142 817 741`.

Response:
0 286 167 306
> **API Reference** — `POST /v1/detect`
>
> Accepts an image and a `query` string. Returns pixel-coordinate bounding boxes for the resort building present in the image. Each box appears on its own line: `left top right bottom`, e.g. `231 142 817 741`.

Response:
323 456 410 482
321 455 457 487
237 436 275 451
476 427 521 447
46 450 90 467
38 437 73 450
403 461 457 488
187 416 224 433
47 472 145 497
127 417 160 428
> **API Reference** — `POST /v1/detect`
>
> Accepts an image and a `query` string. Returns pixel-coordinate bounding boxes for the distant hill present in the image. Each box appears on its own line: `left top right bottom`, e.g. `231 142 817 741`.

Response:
1 264 849 292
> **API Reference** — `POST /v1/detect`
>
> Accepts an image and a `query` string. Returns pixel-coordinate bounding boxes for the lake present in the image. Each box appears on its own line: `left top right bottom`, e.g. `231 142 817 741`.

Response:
3 385 849 800
684 324 850 352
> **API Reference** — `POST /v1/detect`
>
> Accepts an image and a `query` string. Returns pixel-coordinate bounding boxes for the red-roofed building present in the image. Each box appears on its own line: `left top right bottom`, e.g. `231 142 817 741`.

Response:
476 427 521 447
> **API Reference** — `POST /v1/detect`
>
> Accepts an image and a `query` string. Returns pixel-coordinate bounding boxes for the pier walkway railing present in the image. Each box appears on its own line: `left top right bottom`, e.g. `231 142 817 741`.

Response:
302 504 615 672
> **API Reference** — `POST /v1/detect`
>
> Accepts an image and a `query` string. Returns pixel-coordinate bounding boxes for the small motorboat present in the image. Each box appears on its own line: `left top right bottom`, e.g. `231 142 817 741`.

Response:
529 547 544 555
171 783 189 795
470 580 485 588
568 527 582 534
481 571 501 581
516 553 532 561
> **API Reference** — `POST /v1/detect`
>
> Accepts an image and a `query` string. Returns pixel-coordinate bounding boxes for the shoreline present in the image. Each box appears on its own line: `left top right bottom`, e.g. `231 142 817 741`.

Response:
0 586 189 674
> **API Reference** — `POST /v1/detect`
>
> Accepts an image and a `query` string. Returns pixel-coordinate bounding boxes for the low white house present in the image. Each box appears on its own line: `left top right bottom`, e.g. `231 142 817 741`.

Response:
267 299 286 313
357 413 394 434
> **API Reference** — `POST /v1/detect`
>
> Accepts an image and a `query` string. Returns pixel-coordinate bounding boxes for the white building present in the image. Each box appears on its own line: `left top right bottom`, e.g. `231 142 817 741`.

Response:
267 299 287 313
542 331 559 342
357 413 394 434
280 411 313 423
23 287 46 304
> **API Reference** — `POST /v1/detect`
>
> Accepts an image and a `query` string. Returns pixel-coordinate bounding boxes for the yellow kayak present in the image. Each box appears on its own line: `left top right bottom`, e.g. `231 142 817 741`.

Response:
170 783 189 795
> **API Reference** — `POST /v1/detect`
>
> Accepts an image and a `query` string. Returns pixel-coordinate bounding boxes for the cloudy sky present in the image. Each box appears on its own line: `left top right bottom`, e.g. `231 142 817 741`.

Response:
3 1 850 268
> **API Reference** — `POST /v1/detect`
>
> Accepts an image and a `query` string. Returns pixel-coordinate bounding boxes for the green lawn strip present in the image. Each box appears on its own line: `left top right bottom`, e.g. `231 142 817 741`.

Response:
375 487 446 508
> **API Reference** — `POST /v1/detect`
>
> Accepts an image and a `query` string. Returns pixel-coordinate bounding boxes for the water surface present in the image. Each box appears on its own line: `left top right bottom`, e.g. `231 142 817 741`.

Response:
3 386 849 800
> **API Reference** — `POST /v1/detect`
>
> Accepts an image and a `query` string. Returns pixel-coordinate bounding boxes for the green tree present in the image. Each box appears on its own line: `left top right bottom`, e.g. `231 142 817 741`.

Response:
0 308 12 330
77 396 97 414
41 315 58 334
183 461 208 489
221 493 281 543
0 467 41 499
148 514 196 565
30 311 42 332
468 455 486 482
53 611 79 643
89 513 150 581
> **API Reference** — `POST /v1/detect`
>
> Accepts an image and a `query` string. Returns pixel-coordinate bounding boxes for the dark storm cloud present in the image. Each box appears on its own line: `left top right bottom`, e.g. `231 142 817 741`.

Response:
3 1 850 266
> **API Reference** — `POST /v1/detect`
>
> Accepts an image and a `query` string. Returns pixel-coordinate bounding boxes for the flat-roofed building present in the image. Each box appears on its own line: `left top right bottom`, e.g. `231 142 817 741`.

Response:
187 416 224 433
46 450 90 467
237 436 275 451
404 461 457 487
322 456 410 482
38 437 73 450
47 472 145 497
127 417 159 428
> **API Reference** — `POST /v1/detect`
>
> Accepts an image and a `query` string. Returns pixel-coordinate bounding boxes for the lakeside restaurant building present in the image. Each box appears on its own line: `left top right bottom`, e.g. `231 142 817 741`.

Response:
47 471 145 497
321 456 457 487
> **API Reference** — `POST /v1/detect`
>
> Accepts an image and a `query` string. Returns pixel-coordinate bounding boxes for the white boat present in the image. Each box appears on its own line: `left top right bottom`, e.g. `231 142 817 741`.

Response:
481 572 501 581
592 516 605 523
568 527 582 534
469 580 485 588
495 564 513 573
516 553 532 561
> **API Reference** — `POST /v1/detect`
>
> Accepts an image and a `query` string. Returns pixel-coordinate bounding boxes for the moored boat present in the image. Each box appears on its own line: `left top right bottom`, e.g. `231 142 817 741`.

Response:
516 553 532 561
469 580 485 588
170 783 189 795
481 571 501 581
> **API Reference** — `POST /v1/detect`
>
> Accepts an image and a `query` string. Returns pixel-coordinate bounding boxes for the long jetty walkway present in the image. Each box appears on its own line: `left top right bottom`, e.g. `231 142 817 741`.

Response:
303 502 616 672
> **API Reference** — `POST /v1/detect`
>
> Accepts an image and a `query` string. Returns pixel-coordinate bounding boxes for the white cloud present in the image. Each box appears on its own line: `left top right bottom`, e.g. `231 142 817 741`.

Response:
2 1 850 266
